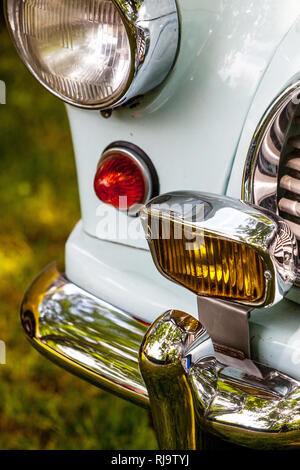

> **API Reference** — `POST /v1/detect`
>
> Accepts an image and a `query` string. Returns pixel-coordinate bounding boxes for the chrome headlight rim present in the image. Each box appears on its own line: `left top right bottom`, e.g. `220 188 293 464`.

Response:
242 80 300 207
242 79 300 294
4 0 180 110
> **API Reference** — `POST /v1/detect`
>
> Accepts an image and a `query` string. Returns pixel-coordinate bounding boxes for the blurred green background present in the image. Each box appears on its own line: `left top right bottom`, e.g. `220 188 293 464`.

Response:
0 10 156 450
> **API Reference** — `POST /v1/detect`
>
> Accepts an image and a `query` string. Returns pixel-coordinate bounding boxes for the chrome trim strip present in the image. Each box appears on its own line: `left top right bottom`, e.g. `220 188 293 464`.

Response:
20 264 149 408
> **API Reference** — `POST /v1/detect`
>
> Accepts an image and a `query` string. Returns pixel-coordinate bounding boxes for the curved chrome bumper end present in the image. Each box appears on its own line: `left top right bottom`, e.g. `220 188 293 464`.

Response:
20 263 149 408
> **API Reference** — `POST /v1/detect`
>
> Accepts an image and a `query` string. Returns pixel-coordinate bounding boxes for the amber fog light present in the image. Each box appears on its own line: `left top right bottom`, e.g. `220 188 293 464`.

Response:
140 191 298 307
94 143 158 213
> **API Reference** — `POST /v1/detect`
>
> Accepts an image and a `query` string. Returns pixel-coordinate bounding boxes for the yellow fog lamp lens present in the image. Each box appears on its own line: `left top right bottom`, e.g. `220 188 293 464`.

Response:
140 192 298 307
150 223 266 303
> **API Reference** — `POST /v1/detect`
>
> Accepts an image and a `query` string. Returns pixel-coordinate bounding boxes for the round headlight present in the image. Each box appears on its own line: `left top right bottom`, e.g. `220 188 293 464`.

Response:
5 0 179 109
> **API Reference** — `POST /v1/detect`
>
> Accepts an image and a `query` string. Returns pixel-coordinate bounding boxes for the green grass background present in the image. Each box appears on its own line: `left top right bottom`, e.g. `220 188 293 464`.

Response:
0 11 157 450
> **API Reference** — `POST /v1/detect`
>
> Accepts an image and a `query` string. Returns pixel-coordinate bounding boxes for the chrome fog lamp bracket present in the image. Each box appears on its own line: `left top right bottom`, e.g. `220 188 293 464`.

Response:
4 0 180 109
139 310 300 450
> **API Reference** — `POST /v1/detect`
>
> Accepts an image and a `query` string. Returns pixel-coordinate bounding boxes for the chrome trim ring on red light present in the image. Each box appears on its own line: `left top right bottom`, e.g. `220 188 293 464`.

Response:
94 143 158 216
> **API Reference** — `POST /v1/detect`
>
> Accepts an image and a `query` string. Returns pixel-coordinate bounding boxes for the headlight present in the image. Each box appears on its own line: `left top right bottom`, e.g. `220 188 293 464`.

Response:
5 0 179 109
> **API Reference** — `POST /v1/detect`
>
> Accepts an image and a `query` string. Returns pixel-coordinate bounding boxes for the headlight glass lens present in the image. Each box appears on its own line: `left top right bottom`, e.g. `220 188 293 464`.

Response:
7 0 131 107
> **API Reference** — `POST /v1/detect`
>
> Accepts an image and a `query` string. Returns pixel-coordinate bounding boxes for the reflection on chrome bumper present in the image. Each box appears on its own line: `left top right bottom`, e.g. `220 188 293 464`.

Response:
20 264 149 408
22 265 300 449
140 310 300 450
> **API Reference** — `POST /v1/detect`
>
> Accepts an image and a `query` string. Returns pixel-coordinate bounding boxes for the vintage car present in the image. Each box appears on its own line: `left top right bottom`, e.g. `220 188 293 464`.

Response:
5 0 300 450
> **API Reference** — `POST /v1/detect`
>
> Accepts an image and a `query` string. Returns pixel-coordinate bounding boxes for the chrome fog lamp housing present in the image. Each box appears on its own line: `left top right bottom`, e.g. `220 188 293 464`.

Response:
5 0 179 109
140 191 298 308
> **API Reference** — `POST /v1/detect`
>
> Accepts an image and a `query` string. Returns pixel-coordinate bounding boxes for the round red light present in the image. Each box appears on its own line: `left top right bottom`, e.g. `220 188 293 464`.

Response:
94 154 146 210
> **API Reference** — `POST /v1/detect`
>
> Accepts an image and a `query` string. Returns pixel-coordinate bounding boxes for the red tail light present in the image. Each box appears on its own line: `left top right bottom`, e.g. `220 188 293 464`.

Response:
94 143 158 213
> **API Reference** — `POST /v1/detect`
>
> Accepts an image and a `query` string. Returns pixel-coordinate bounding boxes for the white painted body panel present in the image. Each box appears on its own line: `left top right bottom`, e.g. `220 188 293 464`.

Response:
65 1 300 379
227 15 300 198
67 0 300 247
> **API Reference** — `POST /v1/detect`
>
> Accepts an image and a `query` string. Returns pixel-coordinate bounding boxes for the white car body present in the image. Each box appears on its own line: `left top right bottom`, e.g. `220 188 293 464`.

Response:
64 0 300 380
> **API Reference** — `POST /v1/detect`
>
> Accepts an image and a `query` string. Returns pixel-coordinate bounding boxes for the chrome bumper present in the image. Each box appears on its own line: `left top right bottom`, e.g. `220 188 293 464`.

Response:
140 310 300 450
20 264 149 408
21 264 300 449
